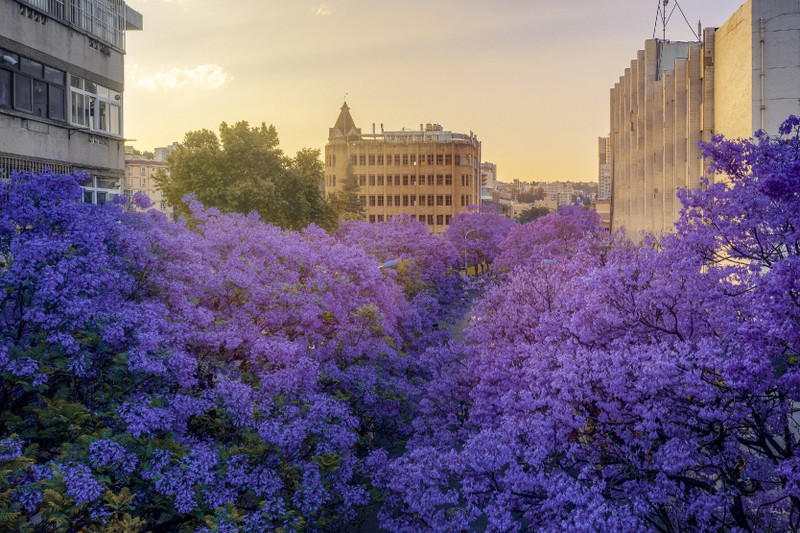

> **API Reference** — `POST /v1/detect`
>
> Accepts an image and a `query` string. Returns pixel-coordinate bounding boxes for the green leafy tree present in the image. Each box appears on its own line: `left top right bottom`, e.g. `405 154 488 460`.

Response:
329 163 364 220
515 205 550 224
155 121 335 230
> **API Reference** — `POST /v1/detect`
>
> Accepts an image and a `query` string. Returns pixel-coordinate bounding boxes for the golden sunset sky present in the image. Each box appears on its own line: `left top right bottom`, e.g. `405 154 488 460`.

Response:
124 0 746 182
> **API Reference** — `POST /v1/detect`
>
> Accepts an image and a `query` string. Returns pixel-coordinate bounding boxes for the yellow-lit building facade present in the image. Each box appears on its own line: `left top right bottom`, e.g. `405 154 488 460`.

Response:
124 154 174 219
324 103 481 234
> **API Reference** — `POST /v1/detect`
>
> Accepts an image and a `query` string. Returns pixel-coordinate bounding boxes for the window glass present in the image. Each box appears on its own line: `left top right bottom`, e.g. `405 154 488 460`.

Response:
49 85 65 121
32 80 47 117
14 74 32 111
19 58 42 77
44 66 65 85
0 50 18 67
0 69 10 107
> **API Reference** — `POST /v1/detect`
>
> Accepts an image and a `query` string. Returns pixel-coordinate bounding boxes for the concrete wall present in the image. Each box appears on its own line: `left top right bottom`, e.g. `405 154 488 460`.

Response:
609 39 704 238
715 0 754 140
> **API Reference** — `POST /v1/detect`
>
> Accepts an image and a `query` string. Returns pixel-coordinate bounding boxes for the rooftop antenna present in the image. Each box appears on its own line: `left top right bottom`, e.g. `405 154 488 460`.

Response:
652 0 699 41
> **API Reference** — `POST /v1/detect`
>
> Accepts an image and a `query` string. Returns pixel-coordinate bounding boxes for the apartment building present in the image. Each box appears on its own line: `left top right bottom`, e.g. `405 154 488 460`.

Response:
124 148 173 218
0 0 142 203
324 102 481 234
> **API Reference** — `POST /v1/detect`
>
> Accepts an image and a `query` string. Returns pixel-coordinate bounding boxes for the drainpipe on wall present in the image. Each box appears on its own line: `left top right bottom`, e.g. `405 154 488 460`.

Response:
760 17 766 131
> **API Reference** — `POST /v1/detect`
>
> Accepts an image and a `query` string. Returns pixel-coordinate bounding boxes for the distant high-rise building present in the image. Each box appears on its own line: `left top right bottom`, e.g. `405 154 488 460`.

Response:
480 162 497 203
608 0 800 237
597 136 611 201
154 142 181 162
324 102 481 234
0 0 143 204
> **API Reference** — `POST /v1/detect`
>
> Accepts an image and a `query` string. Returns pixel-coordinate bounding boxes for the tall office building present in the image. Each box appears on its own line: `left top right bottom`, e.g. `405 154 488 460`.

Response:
0 0 142 203
597 136 611 201
608 0 800 237
324 102 481 234
124 150 173 219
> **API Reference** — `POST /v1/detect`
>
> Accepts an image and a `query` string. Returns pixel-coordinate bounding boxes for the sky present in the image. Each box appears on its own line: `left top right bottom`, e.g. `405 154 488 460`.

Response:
124 0 747 183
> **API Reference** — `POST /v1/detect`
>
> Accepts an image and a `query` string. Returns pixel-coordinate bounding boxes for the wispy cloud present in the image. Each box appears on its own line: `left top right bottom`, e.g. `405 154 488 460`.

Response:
311 4 332 16
136 64 229 91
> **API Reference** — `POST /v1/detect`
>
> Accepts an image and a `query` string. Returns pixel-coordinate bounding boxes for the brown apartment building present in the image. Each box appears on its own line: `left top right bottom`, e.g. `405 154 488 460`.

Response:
324 103 481 234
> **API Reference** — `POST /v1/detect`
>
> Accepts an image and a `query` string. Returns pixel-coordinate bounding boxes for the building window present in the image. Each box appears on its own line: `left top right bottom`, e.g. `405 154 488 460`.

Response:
377 215 384 222
403 195 409 206
419 196 426 206
377 174 384 186
460 195 466 206
369 154 375 165
411 195 417 206
436 154 443 166
394 195 400 206
359 175 366 186
445 174 452 185
140 166 146 175
369 195 376 206
428 194 434 205
427 215 434 225
377 154 384 165
394 155 400 165
402 154 409 166
465 175 471 186
411 175 417 186
394 175 401 186
377 195 384 206
445 154 452 165
332 175 336 187
359 155 366 165
445 195 452 206
437 215 444 226
369 174 375 186
437 175 444 186
359 195 366 205
369 215 376 223
445 214 452 225
419 153 426 166
81 175 118 205
1 52 66 121
387 195 393 206
427 155 434 166
69 76 122 136
140 178 146 186
161 200 168 209
403 174 409 186
410 154 416 165
436 195 444 206
351 155 357 165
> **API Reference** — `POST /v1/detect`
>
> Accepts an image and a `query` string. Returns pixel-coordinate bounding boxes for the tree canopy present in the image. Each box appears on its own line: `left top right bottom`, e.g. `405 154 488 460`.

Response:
155 121 337 230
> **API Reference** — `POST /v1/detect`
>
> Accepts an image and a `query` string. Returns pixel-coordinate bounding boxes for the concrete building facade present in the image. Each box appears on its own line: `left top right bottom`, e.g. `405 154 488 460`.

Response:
0 0 142 203
608 0 800 237
324 103 481 234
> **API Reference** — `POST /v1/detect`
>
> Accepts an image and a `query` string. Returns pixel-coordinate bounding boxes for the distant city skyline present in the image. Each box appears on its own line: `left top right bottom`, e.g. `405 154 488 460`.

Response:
124 0 746 182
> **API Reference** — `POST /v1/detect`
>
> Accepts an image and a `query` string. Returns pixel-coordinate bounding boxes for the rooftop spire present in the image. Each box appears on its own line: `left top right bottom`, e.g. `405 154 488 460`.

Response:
328 101 362 142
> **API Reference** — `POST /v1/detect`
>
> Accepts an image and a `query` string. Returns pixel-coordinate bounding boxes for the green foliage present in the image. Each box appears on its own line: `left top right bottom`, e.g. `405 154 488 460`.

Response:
155 121 337 230
515 204 550 224
329 163 364 220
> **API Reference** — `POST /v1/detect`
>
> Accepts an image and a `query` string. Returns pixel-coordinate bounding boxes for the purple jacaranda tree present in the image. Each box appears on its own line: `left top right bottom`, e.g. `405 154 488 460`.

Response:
0 171 422 531
444 205 516 271
493 205 607 275
372 117 800 532
336 216 463 346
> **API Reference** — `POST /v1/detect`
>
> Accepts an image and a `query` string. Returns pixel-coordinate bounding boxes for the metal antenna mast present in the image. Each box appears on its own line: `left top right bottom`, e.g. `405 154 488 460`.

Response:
652 0 700 41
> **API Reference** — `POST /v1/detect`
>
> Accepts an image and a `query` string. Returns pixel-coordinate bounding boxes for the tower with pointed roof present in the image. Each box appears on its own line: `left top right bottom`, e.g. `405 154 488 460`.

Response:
324 103 482 234
328 102 362 143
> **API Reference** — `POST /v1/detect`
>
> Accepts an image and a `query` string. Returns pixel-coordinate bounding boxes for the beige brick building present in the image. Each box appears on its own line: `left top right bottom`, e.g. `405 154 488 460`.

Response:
324 103 481 234
124 152 174 219
608 0 800 238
